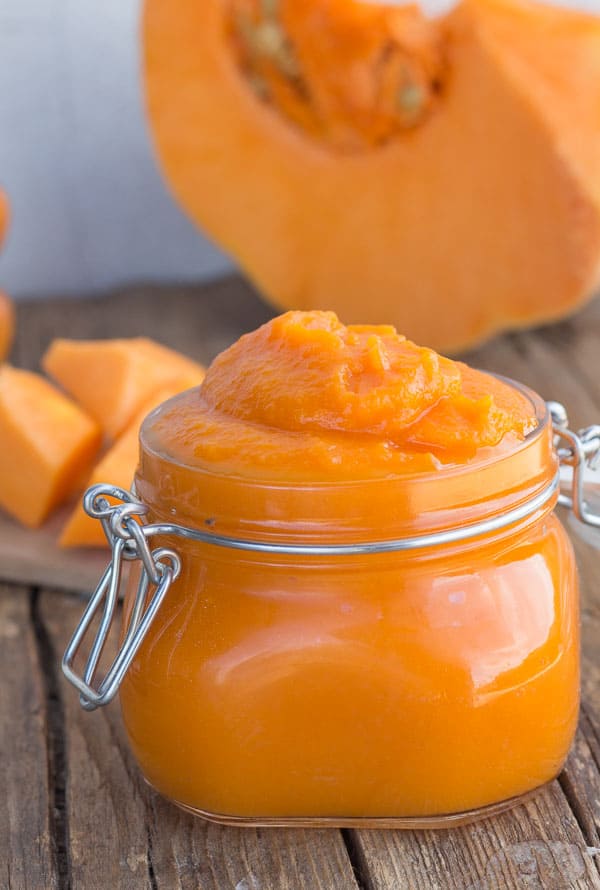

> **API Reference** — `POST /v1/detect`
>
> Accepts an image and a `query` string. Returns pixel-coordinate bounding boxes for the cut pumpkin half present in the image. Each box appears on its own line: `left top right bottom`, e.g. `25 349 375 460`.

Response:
144 0 600 350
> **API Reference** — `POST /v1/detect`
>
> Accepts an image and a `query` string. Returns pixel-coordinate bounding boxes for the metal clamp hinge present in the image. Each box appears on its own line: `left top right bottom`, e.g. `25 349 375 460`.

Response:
548 401 600 529
61 485 181 711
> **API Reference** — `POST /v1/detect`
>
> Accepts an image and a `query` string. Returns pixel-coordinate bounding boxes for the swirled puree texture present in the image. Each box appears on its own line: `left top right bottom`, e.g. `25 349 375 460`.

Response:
149 311 535 480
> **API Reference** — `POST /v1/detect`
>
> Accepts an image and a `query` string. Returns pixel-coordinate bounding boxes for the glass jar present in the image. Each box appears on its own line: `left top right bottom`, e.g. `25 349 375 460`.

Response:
62 383 599 829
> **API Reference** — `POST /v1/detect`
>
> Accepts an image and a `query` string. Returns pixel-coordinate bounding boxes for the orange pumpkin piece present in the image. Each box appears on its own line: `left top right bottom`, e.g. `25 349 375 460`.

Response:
60 379 204 548
0 292 14 361
0 190 14 361
0 188 8 236
0 189 7 233
42 337 205 440
0 366 101 528
144 0 600 350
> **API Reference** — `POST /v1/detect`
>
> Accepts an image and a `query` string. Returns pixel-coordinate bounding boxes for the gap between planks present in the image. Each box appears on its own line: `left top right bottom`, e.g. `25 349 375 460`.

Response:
30 587 72 890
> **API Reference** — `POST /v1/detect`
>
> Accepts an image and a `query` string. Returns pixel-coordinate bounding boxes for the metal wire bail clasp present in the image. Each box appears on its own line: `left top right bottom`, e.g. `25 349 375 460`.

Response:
62 484 181 710
548 402 600 530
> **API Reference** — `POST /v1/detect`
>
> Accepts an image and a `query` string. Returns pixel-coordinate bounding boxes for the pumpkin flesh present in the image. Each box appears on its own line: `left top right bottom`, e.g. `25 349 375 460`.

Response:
0 191 14 360
60 379 205 548
144 0 600 350
43 337 205 439
0 366 101 528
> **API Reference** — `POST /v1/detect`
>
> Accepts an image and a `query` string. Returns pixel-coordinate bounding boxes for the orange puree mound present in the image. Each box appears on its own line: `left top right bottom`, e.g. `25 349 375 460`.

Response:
202 310 462 433
148 311 536 480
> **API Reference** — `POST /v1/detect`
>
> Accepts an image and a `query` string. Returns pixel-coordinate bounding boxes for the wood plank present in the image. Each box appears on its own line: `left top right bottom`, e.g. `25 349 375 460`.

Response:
527 302 600 415
12 277 274 371
146 803 359 890
348 782 600 890
562 531 600 860
40 589 360 890
465 325 600 432
559 712 600 852
0 585 58 889
0 507 109 594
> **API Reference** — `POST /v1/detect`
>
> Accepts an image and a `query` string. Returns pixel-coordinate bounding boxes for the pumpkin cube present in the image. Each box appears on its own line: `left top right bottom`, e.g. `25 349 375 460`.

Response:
60 380 202 547
59 419 140 548
43 337 205 439
0 291 14 361
0 192 14 361
0 366 101 527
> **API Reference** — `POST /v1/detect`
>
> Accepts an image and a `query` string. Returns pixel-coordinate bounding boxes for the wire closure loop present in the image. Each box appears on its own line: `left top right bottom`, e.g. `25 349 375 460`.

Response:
62 486 181 710
62 401 600 710
548 402 600 529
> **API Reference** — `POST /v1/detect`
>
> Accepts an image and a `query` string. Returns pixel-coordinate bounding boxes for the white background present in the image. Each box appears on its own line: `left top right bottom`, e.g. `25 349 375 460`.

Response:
1 0 598 299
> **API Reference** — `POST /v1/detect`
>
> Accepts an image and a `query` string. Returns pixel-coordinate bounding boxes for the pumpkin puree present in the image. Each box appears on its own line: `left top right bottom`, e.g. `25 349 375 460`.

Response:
147 310 536 480
121 312 577 821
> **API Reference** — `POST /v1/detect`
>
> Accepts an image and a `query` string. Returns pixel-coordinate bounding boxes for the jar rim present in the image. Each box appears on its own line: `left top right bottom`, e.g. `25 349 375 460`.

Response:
139 373 549 490
135 373 556 544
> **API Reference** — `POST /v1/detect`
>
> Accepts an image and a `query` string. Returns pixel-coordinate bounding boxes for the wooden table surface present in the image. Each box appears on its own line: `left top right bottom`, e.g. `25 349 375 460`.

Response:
3 280 600 890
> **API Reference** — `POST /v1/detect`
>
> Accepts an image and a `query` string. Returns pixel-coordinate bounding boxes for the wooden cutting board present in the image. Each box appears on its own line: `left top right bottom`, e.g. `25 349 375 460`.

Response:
0 507 109 594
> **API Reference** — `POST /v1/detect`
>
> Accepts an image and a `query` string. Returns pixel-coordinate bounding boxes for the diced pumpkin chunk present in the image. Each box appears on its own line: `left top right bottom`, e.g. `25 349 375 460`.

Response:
0 291 14 361
0 191 13 361
43 337 205 439
0 188 8 242
0 366 101 528
59 419 141 548
60 379 203 547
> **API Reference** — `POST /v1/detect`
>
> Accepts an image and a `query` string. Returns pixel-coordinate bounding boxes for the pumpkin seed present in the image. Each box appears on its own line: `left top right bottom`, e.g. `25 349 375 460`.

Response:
260 0 279 18
397 82 426 115
254 20 286 57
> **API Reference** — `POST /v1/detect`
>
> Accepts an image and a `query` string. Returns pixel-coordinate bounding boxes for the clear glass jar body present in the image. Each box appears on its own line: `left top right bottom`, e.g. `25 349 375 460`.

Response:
120 388 579 827
118 390 580 826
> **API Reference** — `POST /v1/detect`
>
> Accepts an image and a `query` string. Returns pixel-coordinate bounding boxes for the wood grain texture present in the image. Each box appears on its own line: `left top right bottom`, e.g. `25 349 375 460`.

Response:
349 780 600 890
11 278 274 372
0 586 58 889
0 507 109 594
559 713 600 852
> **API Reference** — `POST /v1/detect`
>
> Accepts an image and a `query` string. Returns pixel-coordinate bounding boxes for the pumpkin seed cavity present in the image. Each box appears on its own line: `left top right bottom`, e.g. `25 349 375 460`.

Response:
228 0 446 152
